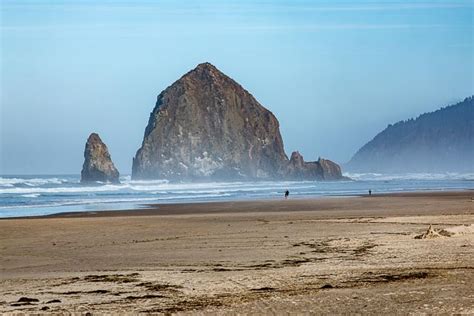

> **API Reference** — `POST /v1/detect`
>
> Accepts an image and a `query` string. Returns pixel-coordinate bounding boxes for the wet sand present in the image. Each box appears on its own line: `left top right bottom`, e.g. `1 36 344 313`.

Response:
1 191 473 314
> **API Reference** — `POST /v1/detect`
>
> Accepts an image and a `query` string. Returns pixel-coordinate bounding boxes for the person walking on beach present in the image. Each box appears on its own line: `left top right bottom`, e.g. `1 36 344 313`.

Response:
285 190 289 199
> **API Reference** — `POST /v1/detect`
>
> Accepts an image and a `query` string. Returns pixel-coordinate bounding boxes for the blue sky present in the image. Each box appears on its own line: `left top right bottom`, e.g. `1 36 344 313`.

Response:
1 0 473 174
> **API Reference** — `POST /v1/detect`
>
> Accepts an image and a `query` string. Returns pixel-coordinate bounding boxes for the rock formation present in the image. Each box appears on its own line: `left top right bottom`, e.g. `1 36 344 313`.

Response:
285 151 344 180
81 133 120 183
132 62 345 181
318 157 345 180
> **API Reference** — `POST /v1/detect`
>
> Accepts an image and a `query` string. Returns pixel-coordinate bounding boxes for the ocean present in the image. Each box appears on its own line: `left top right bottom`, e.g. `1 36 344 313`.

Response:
0 173 473 218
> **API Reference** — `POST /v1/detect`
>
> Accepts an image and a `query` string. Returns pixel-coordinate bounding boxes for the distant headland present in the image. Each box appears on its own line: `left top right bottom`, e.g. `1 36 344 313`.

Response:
347 96 474 173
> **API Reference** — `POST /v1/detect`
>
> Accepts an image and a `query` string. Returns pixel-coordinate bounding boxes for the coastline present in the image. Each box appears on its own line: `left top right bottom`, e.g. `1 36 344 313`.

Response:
2 189 471 220
1 190 472 314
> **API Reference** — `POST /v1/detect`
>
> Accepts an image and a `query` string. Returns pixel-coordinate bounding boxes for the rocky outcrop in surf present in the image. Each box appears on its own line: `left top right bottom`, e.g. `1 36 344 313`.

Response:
285 151 344 180
81 133 120 183
132 62 345 181
318 157 345 180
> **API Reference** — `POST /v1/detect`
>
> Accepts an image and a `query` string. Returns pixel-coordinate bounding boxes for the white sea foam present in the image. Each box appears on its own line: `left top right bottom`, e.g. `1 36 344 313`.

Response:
21 193 40 198
0 177 68 187
1 174 472 196
343 172 474 181
1 174 473 218
0 193 233 210
0 184 124 195
1 181 288 195
0 197 159 209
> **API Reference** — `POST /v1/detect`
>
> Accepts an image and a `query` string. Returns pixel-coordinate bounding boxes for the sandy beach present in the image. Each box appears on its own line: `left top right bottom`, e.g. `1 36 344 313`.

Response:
1 191 473 314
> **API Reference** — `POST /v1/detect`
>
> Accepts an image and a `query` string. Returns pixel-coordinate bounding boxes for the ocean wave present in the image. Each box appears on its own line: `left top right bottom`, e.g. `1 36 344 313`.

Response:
0 196 160 210
0 193 233 210
0 179 318 195
0 177 70 188
21 193 40 198
2 174 473 196
1 174 473 218
0 184 124 195
343 172 474 181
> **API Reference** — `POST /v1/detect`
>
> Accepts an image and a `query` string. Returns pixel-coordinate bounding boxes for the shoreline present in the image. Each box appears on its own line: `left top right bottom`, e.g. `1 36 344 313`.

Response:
2 189 472 220
1 188 472 313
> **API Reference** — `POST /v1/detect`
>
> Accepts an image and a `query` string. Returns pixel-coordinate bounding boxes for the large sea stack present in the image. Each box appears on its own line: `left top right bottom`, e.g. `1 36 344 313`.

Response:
132 62 344 181
81 133 120 183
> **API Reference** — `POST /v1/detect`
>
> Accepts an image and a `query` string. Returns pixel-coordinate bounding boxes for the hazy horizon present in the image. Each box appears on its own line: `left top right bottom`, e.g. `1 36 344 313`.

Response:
1 0 473 175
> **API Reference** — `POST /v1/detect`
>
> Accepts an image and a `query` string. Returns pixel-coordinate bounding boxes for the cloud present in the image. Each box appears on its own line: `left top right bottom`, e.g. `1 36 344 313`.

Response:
1 1 471 36
271 2 473 12
1 1 472 13
223 23 451 32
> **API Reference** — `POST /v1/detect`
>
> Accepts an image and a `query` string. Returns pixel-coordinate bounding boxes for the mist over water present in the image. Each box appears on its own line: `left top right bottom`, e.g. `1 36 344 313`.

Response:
1 174 473 218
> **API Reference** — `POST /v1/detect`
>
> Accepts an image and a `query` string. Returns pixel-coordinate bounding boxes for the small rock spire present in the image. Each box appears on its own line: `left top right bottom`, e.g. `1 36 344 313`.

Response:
81 133 120 183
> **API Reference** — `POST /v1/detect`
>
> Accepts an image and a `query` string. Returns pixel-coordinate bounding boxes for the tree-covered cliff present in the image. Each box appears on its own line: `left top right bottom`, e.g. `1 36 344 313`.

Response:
347 97 474 173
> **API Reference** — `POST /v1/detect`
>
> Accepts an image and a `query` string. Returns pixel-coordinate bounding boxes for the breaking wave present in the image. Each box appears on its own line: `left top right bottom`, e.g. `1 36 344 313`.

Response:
343 172 474 181
0 177 68 187
0 173 473 218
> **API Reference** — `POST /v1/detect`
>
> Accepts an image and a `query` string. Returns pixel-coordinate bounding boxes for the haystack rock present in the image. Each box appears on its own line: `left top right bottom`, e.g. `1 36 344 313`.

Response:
132 62 345 181
81 133 120 183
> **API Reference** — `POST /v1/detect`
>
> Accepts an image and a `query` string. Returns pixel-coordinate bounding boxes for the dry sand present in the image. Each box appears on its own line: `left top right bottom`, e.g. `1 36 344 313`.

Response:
0 191 473 314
